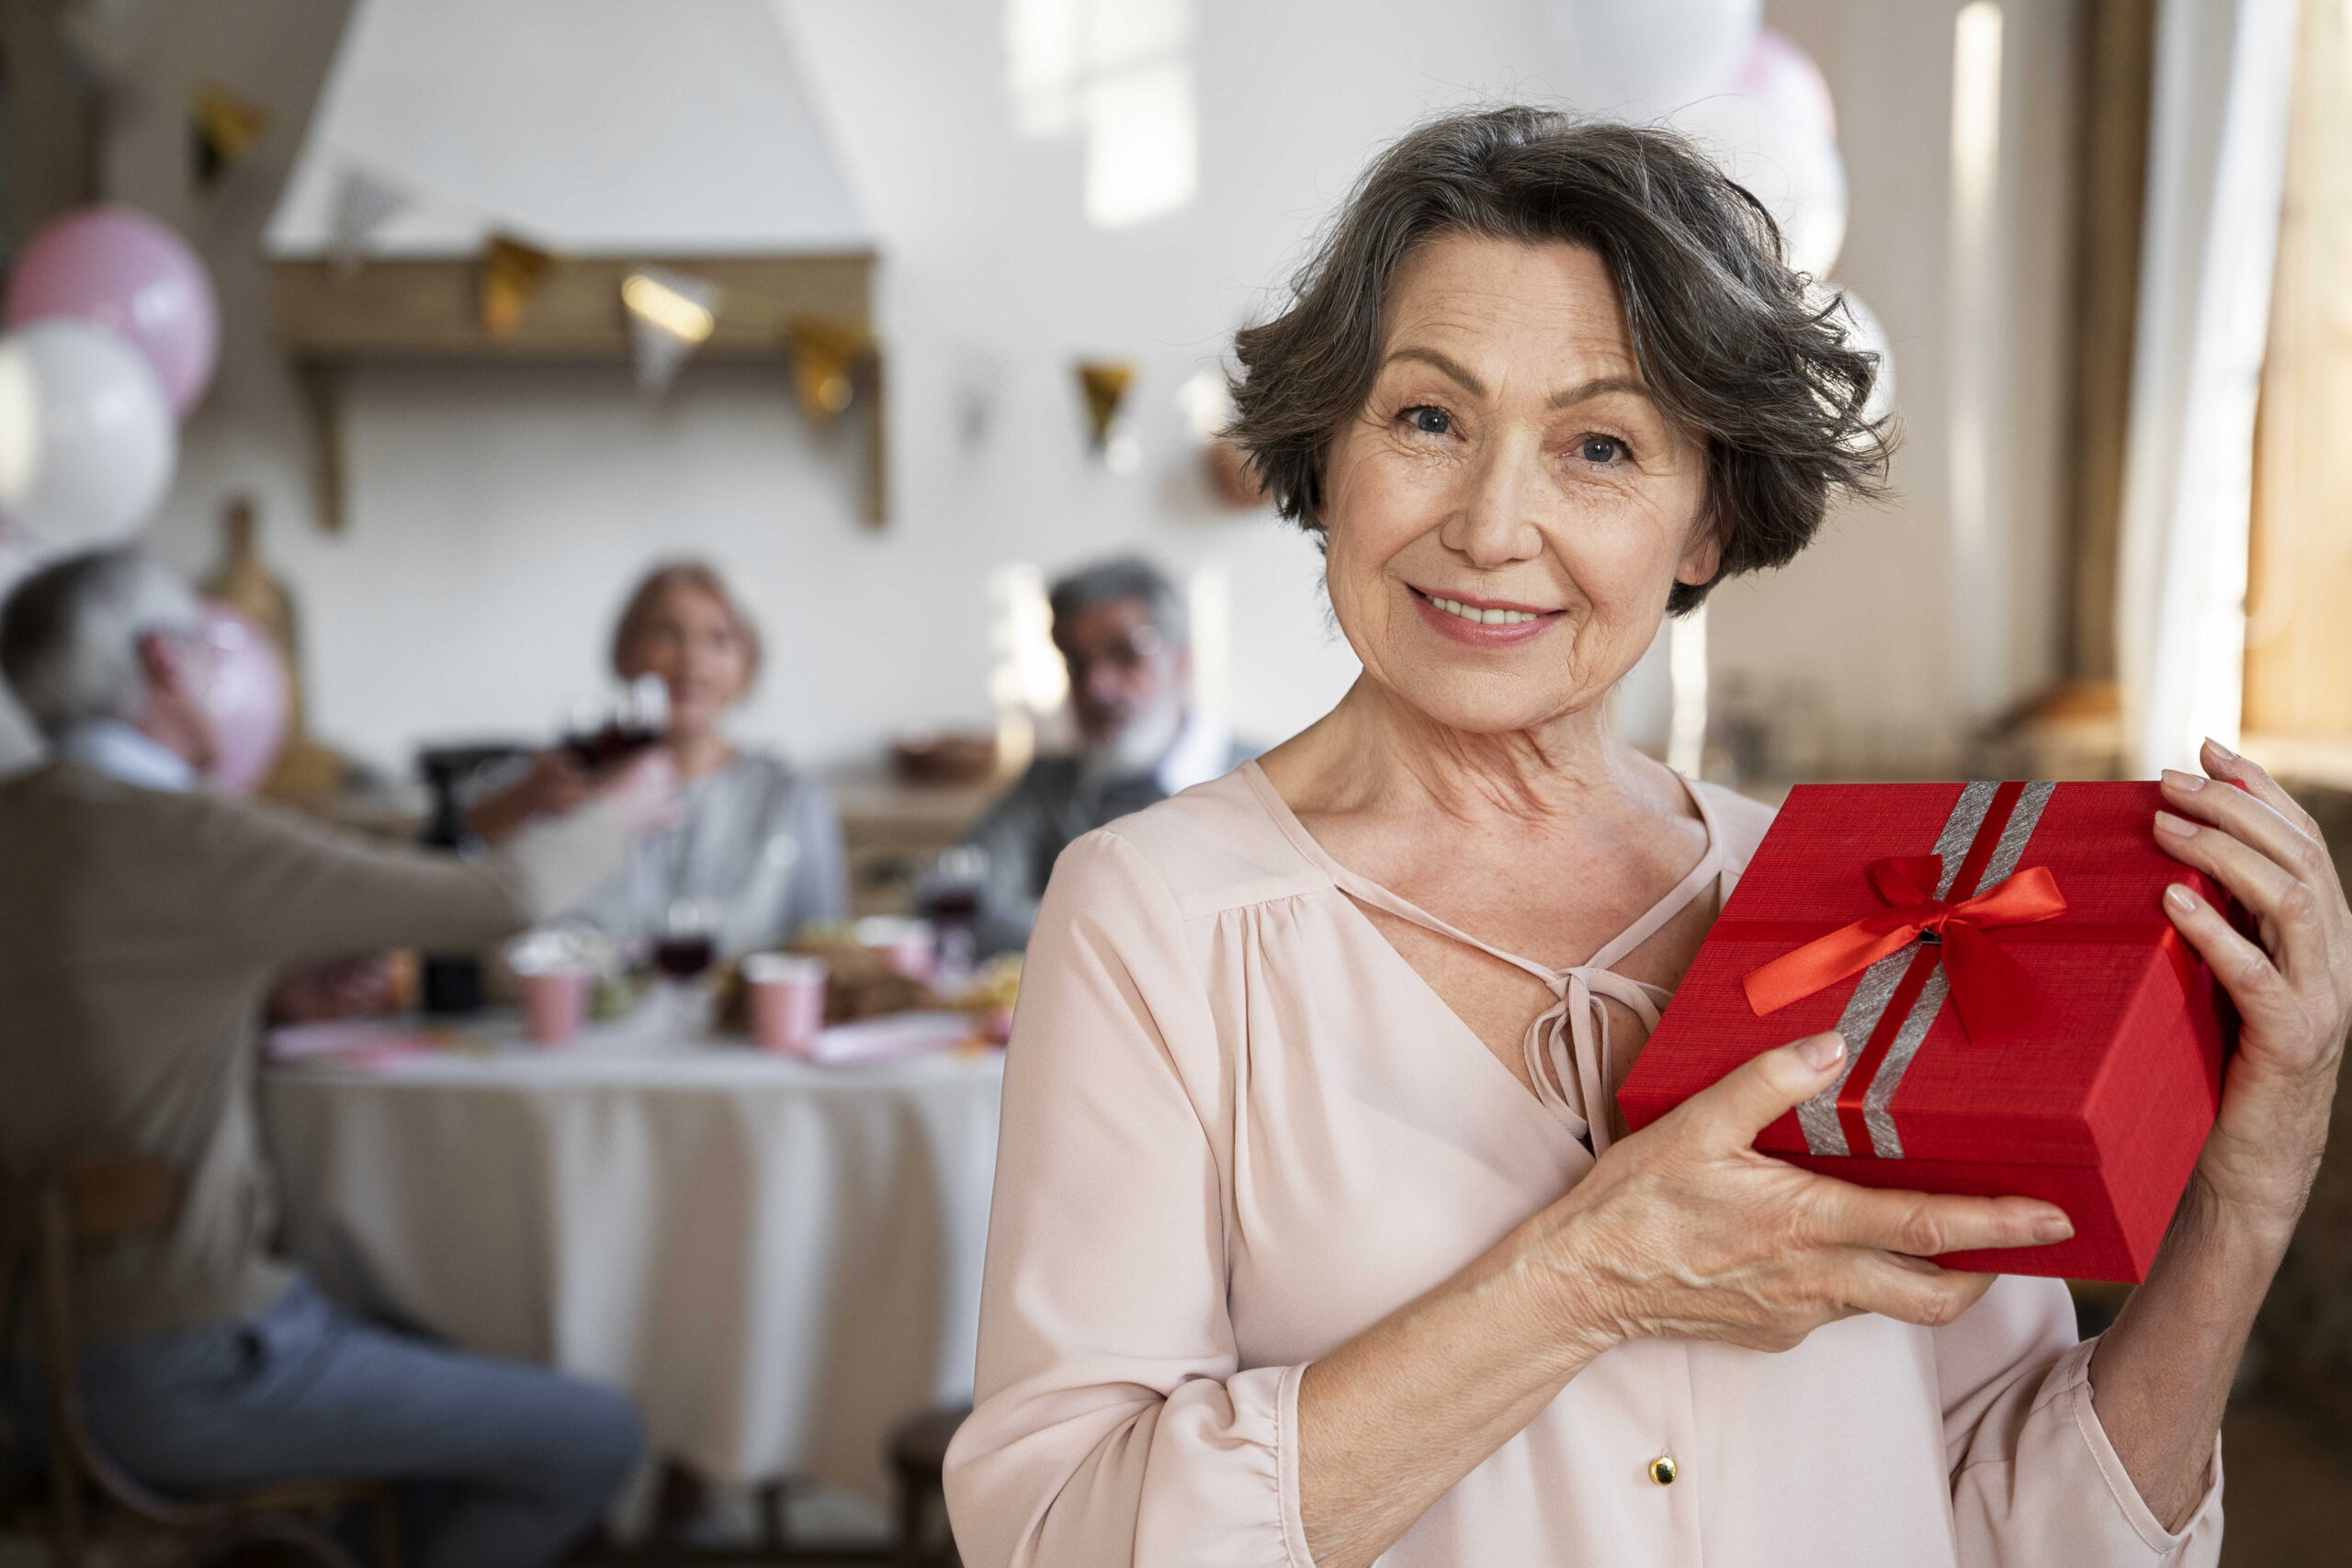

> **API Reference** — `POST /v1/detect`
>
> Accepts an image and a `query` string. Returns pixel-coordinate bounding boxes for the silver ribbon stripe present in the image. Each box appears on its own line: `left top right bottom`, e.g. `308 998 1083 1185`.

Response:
1793 781 2056 1158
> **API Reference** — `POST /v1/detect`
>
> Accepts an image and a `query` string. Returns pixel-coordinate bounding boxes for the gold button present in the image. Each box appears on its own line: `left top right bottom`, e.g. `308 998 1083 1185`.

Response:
1649 1455 1679 1486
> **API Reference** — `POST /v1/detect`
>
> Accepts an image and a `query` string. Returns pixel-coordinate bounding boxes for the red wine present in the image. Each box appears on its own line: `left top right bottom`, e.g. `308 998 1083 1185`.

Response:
653 934 715 979
921 886 980 922
561 722 662 771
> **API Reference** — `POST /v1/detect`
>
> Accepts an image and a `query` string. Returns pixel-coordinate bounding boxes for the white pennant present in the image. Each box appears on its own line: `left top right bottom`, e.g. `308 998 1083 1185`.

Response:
622 267 721 398
328 164 411 273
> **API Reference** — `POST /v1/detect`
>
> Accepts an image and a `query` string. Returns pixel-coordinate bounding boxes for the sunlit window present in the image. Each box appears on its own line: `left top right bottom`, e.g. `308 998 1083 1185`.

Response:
1005 0 1197 228
1005 0 1085 135
1186 562 1229 728
989 563 1069 773
1948 0 2005 715
1668 607 1709 777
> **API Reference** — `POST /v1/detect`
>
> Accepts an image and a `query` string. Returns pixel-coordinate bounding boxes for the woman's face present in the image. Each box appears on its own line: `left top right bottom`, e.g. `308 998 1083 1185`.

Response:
620 584 753 739
1320 232 1718 738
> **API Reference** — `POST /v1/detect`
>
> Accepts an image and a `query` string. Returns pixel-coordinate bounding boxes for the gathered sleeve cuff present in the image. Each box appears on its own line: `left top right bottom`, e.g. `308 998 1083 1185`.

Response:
1943 1287 2222 1566
943 828 1315 1568
1136 1361 1315 1566
955 1359 1314 1568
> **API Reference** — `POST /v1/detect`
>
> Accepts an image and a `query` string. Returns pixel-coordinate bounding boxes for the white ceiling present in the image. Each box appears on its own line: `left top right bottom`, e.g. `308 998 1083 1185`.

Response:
265 0 871 257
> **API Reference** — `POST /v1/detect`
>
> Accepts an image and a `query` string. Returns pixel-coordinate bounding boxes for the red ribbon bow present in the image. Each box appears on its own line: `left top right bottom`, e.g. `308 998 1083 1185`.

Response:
1742 855 2069 1042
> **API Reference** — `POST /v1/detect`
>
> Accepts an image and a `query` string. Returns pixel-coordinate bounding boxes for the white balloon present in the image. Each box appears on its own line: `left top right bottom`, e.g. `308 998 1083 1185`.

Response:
1810 285 1896 425
1552 0 1763 118
1668 35 1849 278
0 319 176 547
1726 29 1837 141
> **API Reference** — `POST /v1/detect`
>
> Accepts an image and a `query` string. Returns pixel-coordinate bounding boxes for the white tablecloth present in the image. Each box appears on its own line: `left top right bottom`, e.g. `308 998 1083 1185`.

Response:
259 1007 1002 1499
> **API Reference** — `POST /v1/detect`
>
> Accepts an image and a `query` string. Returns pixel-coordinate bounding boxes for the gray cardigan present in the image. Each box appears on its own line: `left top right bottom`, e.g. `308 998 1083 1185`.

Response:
571 750 847 957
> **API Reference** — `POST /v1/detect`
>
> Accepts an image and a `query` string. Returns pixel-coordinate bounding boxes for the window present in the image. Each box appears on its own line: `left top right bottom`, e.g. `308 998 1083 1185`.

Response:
1005 0 1198 229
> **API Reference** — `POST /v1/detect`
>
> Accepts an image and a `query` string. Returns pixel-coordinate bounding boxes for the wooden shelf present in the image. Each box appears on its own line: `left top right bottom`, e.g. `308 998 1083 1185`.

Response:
271 252 887 528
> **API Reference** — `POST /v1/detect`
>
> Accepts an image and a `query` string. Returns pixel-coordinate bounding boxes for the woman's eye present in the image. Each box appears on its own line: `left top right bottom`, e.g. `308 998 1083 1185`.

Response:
1406 406 1452 435
1577 435 1624 465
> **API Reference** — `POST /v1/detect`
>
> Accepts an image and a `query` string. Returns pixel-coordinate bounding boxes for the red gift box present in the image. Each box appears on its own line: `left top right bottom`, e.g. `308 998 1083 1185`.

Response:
1619 781 2233 1283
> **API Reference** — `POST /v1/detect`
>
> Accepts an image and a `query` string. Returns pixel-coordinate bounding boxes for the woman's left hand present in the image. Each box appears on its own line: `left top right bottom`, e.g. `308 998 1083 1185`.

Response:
2154 739 2352 1241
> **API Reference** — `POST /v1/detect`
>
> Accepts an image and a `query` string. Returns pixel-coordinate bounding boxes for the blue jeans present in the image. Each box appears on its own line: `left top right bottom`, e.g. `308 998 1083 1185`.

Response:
40 1277 644 1568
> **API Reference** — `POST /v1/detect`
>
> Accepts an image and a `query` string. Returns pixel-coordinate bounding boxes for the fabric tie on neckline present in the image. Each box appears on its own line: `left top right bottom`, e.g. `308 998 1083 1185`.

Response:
1522 965 1669 1156
1236 760 1730 1154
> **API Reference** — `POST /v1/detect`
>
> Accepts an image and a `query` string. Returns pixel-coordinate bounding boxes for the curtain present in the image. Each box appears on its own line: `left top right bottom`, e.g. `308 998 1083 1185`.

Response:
2242 0 2352 737
2112 0 2298 776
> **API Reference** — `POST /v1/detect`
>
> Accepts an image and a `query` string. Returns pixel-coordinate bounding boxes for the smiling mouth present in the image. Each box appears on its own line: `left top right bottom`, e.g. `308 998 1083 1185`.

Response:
1411 589 1557 626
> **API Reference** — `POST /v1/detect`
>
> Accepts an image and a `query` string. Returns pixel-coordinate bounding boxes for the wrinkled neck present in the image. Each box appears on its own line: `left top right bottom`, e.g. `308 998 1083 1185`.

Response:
1316 674 1641 829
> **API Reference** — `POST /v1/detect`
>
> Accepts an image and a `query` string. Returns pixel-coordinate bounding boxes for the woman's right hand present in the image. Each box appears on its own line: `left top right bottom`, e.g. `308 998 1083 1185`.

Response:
1524 1033 2076 1361
466 749 592 844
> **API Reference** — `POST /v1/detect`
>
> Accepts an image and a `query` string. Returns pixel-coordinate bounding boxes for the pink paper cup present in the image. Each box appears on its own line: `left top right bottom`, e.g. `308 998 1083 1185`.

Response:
745 953 828 1056
854 917 936 984
518 966 593 1044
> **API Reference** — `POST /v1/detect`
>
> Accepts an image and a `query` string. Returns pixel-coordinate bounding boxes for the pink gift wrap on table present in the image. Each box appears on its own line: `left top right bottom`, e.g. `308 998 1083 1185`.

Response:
1620 781 2236 1283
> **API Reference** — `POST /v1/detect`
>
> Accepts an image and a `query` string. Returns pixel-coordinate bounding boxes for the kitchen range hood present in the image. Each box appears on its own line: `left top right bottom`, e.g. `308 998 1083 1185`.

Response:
266 0 885 525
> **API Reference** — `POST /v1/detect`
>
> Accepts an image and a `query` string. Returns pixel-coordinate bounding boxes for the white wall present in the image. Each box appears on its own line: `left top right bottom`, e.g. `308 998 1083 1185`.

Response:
1706 0 2080 773
64 0 2079 779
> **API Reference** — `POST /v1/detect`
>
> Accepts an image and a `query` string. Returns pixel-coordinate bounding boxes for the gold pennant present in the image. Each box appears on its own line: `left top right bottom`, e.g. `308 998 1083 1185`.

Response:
191 81 270 189
1076 359 1136 446
478 234 556 339
784 316 874 424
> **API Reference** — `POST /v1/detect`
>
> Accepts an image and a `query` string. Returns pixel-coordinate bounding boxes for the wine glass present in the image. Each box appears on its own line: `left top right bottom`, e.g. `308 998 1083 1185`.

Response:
560 675 672 770
922 846 989 989
654 898 719 983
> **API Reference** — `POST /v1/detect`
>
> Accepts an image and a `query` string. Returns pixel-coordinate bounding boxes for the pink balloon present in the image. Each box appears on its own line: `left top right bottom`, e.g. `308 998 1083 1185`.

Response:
198 604 288 795
6 206 220 414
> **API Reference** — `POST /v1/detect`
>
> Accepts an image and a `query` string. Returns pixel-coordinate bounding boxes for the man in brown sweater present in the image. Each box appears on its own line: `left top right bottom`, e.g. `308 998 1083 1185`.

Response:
0 547 676 1568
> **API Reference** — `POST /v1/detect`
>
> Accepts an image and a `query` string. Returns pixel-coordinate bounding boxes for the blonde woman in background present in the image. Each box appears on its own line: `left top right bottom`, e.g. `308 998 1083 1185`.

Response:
567 559 847 957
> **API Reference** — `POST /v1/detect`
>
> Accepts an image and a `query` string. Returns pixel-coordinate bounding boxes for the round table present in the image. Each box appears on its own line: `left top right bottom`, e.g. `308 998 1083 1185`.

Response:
259 1005 1002 1502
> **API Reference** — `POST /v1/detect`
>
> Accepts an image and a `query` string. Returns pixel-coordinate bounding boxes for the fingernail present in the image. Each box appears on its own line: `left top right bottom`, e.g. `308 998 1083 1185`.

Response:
2205 736 2237 761
1795 1033 1846 1072
2154 810 2197 838
2161 768 2205 792
2034 1213 2075 1243
2165 884 2199 913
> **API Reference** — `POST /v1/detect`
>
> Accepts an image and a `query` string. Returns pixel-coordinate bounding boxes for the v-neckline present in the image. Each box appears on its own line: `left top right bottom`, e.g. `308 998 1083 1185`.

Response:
1238 759 1726 1144
1239 759 1724 979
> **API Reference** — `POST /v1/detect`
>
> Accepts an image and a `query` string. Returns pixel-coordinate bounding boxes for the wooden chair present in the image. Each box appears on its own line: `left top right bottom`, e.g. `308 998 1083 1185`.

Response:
887 1403 969 1568
0 1157 401 1568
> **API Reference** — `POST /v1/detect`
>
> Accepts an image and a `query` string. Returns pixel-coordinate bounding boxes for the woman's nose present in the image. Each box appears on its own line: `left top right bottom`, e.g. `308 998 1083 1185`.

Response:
1440 434 1546 568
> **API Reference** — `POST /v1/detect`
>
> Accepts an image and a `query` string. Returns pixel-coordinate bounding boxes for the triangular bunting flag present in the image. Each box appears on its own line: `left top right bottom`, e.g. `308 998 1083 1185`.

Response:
622 268 722 397
784 317 872 425
478 234 556 339
329 165 410 273
1076 359 1136 446
191 81 270 190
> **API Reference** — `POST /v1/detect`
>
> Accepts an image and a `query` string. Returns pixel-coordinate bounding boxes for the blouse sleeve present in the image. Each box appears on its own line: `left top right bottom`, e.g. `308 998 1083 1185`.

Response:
943 829 1313 1568
1939 1275 2222 1565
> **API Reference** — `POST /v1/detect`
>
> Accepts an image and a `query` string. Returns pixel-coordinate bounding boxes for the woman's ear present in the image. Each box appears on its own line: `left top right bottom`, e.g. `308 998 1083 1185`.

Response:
1675 513 1725 588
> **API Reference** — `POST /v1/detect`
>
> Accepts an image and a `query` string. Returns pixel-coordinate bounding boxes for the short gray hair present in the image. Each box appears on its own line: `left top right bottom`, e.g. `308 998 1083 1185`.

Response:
0 547 201 737
1047 555 1188 646
1228 108 1891 615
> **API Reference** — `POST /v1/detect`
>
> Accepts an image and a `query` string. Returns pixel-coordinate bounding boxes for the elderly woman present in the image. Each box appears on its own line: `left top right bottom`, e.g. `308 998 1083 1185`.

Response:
942 110 2349 1567
567 560 846 956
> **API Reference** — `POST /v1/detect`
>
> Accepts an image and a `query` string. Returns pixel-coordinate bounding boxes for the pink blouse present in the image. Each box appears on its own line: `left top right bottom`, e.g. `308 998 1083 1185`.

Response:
944 763 2222 1566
